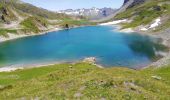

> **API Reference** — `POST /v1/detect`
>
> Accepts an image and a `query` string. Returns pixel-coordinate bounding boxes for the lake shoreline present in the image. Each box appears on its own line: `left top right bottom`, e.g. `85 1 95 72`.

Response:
0 57 104 72
141 31 170 68
0 24 169 72
0 25 92 43
122 27 170 68
100 21 170 68
120 26 170 68
0 27 63 43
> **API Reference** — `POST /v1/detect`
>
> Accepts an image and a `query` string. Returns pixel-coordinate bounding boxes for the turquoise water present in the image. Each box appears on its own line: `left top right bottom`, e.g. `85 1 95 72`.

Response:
0 26 165 68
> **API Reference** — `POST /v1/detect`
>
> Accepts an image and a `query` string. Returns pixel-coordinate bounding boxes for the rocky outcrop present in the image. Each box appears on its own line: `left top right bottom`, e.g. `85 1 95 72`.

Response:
0 7 8 22
109 0 146 20
123 0 146 8
123 0 131 5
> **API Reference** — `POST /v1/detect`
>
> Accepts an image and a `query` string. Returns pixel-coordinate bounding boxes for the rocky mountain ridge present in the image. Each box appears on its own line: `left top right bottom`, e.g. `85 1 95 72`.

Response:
123 0 146 8
90 0 146 22
58 7 117 20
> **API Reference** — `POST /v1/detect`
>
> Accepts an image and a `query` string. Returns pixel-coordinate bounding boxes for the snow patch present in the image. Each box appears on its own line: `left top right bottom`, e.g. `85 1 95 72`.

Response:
120 28 134 33
140 18 161 31
99 19 127 25
141 27 148 31
149 18 161 29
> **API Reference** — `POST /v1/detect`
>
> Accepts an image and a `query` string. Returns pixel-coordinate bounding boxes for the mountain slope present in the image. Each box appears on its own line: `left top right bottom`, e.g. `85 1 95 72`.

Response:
123 0 145 8
114 0 170 32
91 0 146 23
0 0 93 39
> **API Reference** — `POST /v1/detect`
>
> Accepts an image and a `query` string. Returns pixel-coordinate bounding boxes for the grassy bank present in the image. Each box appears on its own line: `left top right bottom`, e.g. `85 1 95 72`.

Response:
0 29 17 37
0 63 170 99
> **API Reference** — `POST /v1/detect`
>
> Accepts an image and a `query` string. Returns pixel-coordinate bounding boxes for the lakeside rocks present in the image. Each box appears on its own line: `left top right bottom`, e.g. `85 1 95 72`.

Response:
83 57 96 64
83 57 103 68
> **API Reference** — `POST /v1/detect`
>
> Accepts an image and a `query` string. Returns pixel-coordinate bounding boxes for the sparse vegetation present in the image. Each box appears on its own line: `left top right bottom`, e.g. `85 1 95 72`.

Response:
20 16 48 33
0 29 17 37
115 0 170 30
7 0 70 20
59 19 96 28
20 17 40 33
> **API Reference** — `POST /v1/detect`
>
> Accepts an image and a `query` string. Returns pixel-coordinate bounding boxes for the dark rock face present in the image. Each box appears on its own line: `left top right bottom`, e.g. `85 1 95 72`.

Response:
1 15 6 22
153 6 161 11
65 24 69 29
123 0 130 5
130 0 145 8
1 7 8 15
123 0 146 8
0 7 7 22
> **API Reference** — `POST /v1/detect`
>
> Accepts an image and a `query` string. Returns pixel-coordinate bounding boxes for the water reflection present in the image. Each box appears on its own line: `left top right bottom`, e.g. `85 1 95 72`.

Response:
0 51 7 66
124 33 168 61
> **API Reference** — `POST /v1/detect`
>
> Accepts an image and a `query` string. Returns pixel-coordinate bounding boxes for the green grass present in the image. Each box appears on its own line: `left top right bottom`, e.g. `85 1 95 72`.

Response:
20 18 39 33
0 64 72 85
20 17 95 33
58 18 97 27
20 17 48 33
0 63 170 99
0 29 17 37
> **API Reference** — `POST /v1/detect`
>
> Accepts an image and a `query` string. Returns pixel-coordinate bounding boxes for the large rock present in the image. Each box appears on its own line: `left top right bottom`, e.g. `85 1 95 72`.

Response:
83 57 96 64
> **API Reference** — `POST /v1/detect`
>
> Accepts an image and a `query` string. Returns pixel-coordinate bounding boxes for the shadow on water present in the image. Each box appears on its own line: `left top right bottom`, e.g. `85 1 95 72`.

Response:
0 53 6 64
0 46 7 66
123 33 168 61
